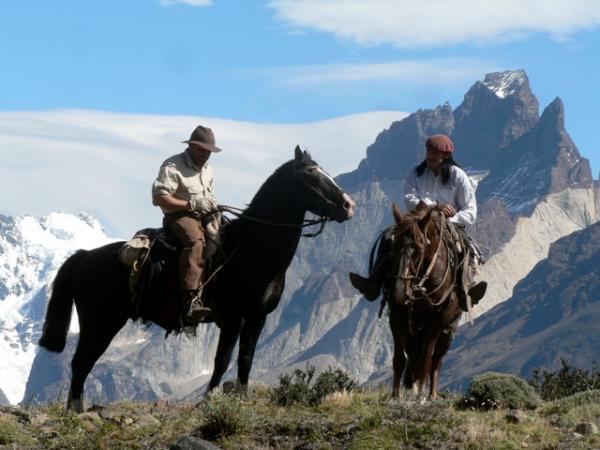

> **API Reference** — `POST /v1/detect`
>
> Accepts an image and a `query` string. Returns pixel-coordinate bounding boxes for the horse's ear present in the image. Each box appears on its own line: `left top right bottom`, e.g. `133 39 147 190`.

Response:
302 149 312 162
418 208 433 228
416 200 428 212
294 145 302 162
392 203 403 225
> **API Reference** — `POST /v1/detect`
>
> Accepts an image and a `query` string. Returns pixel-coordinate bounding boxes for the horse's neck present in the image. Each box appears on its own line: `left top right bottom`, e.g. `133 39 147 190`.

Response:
242 185 306 269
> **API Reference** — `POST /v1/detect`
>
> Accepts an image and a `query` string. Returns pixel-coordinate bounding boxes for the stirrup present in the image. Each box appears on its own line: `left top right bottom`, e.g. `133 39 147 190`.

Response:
182 291 211 322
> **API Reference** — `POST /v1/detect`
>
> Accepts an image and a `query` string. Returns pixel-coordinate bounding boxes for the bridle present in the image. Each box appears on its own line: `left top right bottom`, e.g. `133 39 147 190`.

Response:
216 164 344 238
395 210 460 307
292 164 344 220
217 204 331 238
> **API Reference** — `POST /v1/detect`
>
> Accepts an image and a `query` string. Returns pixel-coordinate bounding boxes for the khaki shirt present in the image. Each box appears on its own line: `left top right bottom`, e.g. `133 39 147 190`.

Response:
152 149 217 215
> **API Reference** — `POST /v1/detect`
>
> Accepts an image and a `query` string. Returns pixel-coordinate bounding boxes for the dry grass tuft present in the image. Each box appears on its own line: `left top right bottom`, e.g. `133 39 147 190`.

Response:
320 389 353 409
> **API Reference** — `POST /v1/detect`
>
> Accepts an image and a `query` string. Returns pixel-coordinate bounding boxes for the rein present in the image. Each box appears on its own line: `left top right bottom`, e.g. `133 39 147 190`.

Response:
218 204 330 238
397 211 458 307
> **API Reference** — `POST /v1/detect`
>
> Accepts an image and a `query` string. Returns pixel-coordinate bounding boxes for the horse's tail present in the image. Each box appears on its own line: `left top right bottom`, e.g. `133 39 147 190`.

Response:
39 250 86 353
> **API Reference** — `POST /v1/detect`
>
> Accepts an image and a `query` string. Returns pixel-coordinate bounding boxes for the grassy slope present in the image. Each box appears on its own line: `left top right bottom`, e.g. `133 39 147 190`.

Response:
0 388 598 449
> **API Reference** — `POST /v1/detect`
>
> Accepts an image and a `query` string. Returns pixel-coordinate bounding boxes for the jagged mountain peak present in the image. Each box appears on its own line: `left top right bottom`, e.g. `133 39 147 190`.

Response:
538 96 565 128
483 70 529 99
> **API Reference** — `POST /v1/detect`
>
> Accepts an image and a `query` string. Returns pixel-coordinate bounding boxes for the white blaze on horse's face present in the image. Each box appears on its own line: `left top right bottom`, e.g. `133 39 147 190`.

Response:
315 166 339 189
314 166 356 219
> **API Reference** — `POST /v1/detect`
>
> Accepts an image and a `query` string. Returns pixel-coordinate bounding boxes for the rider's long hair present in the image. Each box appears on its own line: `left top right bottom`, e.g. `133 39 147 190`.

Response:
415 155 460 185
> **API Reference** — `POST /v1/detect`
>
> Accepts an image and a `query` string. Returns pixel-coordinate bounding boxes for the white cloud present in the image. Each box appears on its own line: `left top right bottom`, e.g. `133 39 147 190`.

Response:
262 58 500 86
160 0 212 7
268 0 600 47
0 109 406 237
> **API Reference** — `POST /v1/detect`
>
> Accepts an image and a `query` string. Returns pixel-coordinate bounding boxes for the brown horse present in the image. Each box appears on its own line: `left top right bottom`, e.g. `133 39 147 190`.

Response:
387 201 463 400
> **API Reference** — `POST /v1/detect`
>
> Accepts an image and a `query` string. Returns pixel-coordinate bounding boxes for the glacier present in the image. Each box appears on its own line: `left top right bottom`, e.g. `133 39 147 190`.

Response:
0 212 116 404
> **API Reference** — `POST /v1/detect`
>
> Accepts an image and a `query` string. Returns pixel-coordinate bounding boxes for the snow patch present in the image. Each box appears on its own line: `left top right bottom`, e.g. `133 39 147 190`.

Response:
483 70 526 99
0 212 116 404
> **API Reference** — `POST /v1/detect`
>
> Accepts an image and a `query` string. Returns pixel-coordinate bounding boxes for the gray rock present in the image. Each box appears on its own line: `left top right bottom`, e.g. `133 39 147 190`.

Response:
134 413 161 428
78 411 103 432
78 411 103 425
30 412 49 426
170 436 222 450
0 406 30 423
574 422 598 435
505 409 527 423
97 408 122 422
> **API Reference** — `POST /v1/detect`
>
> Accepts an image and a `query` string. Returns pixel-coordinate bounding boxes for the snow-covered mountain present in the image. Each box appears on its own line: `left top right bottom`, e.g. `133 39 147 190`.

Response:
0 213 115 404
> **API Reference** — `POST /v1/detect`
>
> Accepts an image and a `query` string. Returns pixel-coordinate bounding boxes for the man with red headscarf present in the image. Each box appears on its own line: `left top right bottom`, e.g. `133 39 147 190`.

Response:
349 134 487 310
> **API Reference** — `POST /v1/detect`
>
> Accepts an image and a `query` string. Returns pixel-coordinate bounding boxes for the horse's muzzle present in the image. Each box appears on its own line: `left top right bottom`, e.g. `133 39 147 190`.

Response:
335 193 356 222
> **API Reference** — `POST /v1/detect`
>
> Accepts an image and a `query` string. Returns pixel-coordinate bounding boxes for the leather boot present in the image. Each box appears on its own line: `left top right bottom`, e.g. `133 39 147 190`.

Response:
348 272 380 301
468 281 487 305
181 289 211 322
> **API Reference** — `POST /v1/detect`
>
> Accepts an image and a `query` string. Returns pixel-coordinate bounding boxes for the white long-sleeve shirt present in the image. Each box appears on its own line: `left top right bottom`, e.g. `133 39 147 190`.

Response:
404 165 477 226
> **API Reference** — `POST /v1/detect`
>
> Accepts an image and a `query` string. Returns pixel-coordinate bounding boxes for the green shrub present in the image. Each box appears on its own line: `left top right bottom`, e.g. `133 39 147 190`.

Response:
529 359 600 400
463 372 542 410
199 393 250 440
272 364 357 406
272 364 315 406
312 367 356 404
0 418 18 445
542 389 600 415
0 418 36 448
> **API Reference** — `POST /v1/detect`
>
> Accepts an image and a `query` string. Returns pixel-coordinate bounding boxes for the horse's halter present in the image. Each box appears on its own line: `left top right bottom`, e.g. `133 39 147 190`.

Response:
395 210 456 307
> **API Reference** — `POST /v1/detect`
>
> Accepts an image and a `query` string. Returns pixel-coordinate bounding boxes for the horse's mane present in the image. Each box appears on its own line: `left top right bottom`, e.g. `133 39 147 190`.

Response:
221 152 316 246
394 205 441 237
245 151 315 215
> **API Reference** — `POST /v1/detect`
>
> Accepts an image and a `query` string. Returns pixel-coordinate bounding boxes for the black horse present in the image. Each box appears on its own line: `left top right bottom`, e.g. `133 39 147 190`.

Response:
39 146 356 411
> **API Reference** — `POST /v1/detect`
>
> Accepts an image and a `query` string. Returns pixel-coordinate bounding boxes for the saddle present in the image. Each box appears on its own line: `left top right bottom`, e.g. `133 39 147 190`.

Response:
117 214 224 331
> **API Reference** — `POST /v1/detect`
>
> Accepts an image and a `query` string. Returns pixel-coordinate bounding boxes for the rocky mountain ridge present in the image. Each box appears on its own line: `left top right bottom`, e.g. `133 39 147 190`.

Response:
442 220 600 388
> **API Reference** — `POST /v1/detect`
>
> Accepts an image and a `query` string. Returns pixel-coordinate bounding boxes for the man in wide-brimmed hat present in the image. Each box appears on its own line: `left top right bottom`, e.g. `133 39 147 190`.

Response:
349 134 487 310
152 125 222 322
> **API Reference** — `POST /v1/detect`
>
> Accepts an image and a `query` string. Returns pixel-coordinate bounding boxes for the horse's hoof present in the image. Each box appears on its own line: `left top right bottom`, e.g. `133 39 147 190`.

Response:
67 398 84 414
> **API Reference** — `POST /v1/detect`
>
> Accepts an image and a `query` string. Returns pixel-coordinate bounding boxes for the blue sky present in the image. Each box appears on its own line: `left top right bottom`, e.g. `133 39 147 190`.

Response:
2 0 600 175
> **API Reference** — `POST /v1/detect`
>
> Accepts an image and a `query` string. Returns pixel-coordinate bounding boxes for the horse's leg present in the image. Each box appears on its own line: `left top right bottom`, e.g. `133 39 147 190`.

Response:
207 316 243 392
429 330 453 400
402 334 417 392
68 317 126 412
415 329 440 402
388 305 406 398
391 339 406 398
236 314 267 393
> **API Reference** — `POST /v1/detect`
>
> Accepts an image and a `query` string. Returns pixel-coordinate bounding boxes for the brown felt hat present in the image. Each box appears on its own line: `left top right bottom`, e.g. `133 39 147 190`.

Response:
182 125 222 153
426 134 454 153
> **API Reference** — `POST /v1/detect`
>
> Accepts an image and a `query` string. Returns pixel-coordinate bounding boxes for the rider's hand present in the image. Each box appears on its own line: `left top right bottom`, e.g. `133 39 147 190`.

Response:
438 203 456 218
190 197 217 215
